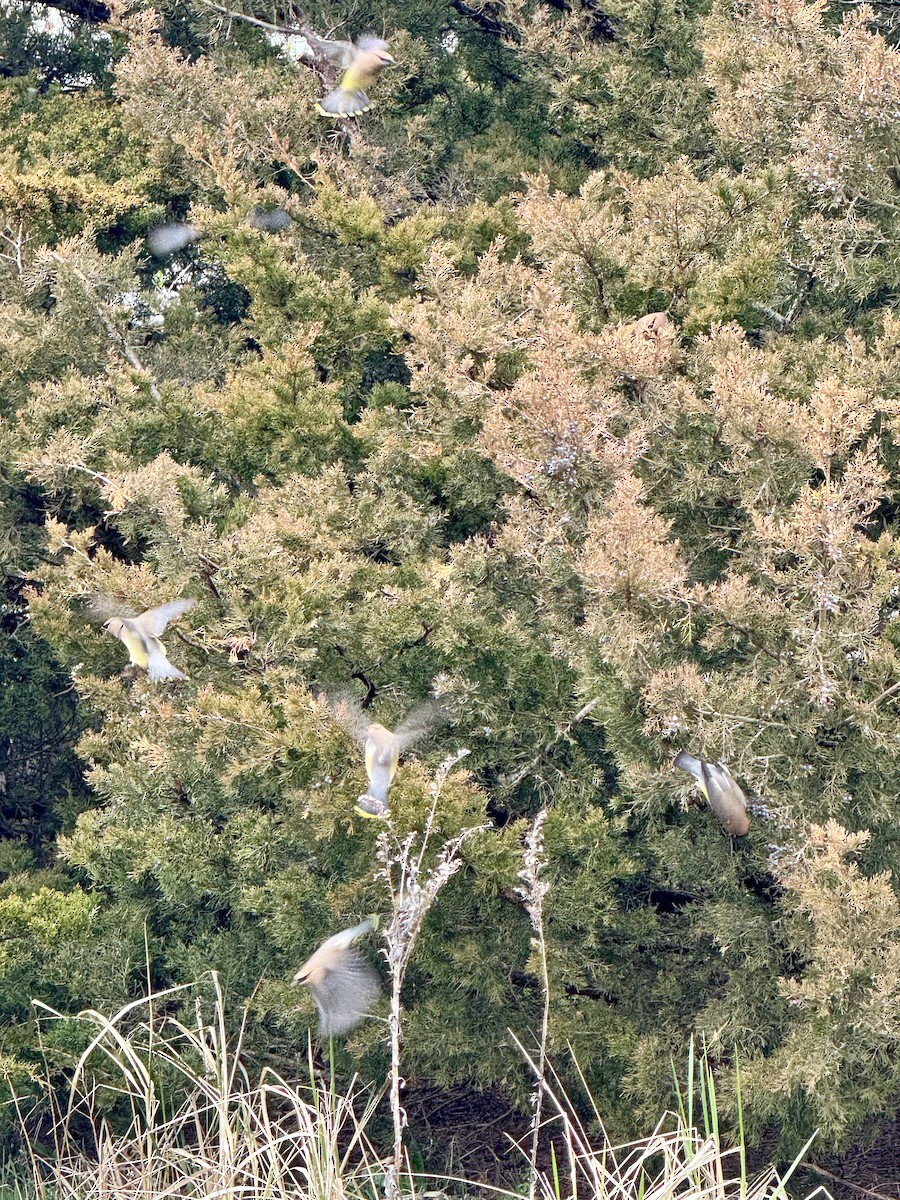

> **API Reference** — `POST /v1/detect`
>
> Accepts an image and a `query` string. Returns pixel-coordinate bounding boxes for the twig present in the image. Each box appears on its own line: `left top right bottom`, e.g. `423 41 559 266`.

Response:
197 0 306 39
499 697 600 789
806 1162 900 1200
872 678 900 706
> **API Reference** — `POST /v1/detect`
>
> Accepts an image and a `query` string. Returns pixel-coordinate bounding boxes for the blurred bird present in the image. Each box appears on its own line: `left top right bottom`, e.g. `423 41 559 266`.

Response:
327 695 442 818
292 917 381 1036
147 208 292 260
631 311 673 340
103 598 197 682
358 722 401 818
315 36 395 118
248 205 293 232
146 223 201 258
674 751 751 836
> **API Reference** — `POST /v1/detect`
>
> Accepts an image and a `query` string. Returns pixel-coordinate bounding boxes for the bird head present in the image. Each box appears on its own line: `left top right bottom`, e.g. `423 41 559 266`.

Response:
356 36 395 65
103 618 125 637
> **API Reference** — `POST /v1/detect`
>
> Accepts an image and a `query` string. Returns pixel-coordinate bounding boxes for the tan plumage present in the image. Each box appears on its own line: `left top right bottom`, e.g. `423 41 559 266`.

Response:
103 598 196 681
292 918 380 1035
315 36 395 118
326 698 441 818
631 311 673 340
359 722 400 817
674 751 750 836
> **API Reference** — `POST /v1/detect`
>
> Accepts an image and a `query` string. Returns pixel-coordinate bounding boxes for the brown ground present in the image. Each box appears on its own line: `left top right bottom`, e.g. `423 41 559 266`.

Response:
404 1083 900 1199
798 1117 900 1200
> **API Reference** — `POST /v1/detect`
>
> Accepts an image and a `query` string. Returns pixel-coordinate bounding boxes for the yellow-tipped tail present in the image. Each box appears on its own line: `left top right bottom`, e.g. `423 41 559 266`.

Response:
355 794 389 819
315 88 374 118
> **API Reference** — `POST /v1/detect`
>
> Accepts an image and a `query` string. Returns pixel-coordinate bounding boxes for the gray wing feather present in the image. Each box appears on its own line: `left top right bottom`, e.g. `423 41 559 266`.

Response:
312 952 381 1036
673 751 702 780
132 598 196 638
702 763 750 834
319 37 357 67
79 594 138 624
394 701 444 751
326 694 371 743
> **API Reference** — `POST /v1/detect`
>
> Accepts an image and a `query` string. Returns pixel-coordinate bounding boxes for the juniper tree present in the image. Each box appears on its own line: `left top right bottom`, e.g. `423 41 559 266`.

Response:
4 0 900 1165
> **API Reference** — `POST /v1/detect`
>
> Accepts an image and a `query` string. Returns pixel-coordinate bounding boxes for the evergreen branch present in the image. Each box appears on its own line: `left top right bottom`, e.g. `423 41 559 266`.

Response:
351 669 377 707
872 678 900 706
196 0 306 40
499 697 599 789
449 0 522 42
194 3 365 142
265 126 320 183
45 253 162 403
16 0 111 22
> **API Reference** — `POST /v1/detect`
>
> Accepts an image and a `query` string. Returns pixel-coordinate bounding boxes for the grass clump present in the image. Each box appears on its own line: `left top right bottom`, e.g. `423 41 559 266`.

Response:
16 978 383 1200
4 981 822 1200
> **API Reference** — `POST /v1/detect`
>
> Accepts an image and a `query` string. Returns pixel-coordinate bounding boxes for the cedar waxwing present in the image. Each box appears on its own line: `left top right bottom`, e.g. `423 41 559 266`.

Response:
292 918 381 1036
631 311 673 340
248 205 293 232
315 37 395 118
146 223 201 258
357 722 401 818
674 751 751 836
103 598 196 681
147 209 292 259
327 696 441 818
358 705 442 817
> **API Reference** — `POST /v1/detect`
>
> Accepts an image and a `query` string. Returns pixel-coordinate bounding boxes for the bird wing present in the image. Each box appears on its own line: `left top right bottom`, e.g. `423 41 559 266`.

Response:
673 751 704 785
394 701 444 751
326 694 371 744
318 37 357 67
702 762 750 833
79 594 139 624
132 598 197 637
309 951 381 1036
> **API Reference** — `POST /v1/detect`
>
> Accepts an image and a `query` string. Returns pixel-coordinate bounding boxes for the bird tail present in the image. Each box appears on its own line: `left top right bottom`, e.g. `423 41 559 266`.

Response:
147 645 187 682
355 793 389 819
315 87 373 117
673 751 702 779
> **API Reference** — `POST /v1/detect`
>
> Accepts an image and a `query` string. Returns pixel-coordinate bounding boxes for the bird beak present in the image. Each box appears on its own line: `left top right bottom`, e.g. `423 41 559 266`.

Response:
382 53 396 65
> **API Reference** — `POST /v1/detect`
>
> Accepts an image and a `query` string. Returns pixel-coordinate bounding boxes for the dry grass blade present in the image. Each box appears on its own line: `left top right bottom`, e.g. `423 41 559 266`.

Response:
23 976 383 1200
509 1035 817 1200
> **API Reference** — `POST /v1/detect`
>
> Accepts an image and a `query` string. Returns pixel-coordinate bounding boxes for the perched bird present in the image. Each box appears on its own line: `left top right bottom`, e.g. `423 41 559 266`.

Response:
103 598 197 681
674 751 751 836
292 918 381 1036
631 311 673 340
315 36 395 118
